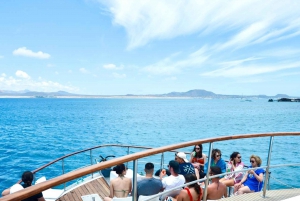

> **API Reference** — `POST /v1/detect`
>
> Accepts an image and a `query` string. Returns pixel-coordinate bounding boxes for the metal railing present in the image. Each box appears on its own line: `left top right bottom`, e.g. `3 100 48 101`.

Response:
1 132 300 201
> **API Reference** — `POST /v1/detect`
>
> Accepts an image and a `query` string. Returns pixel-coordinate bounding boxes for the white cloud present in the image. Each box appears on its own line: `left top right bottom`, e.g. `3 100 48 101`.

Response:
103 63 124 70
142 47 209 75
201 61 300 78
112 72 126 78
79 68 89 74
0 73 78 92
1 73 6 77
13 47 51 59
0 55 3 59
259 47 300 58
15 70 30 79
100 0 300 49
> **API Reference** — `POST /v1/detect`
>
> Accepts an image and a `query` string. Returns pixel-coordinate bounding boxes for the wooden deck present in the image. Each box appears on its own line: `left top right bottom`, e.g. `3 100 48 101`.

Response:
56 177 110 201
220 188 300 201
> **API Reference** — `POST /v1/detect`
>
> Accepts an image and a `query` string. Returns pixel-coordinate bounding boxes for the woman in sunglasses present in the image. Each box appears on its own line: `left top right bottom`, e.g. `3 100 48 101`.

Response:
220 152 244 187
204 149 226 175
234 155 265 195
190 144 206 172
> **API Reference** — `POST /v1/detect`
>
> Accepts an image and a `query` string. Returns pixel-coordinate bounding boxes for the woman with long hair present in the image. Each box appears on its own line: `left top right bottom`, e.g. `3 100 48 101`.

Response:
190 145 206 173
234 155 264 195
220 152 244 186
104 164 132 201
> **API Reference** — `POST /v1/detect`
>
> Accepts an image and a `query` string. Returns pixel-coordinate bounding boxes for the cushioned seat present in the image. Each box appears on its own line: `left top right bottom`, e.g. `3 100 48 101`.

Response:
81 194 102 201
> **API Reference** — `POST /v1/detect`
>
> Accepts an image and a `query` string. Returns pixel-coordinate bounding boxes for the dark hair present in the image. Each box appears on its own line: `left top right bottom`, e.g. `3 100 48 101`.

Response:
184 174 201 197
145 162 154 174
169 160 180 174
22 171 34 186
230 152 240 166
145 162 154 170
212 149 221 159
192 144 203 158
210 166 221 175
155 169 171 176
114 164 126 175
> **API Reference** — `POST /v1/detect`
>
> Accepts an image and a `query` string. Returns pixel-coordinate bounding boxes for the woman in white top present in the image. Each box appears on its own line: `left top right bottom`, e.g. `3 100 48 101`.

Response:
220 152 244 187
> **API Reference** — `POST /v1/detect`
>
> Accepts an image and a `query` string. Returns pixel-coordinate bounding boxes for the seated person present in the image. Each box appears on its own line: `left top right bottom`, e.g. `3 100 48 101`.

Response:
155 169 171 177
190 144 206 178
137 162 163 197
171 173 203 201
160 160 185 198
206 166 227 200
204 149 226 176
175 152 199 179
2 171 45 201
234 155 265 195
104 164 132 201
220 152 244 186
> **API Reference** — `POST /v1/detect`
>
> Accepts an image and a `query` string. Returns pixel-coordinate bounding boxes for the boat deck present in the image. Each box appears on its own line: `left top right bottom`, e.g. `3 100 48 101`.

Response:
221 188 300 201
56 177 110 201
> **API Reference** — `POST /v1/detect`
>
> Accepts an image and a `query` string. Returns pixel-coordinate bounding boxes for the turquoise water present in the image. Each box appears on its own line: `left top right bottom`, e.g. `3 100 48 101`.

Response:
0 98 300 191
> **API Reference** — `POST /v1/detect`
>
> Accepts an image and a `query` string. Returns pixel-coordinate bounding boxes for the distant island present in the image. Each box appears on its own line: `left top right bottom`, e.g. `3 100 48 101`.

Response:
0 89 298 99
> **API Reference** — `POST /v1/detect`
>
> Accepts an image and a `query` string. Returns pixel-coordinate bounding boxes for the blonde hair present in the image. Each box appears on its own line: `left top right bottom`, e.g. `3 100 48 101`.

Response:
250 155 262 167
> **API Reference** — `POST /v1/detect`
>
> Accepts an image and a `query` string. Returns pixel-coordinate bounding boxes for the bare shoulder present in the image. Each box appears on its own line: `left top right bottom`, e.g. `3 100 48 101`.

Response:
125 177 131 182
177 189 189 200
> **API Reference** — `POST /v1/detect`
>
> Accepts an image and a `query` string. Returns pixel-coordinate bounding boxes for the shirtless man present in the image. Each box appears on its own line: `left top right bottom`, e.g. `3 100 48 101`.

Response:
206 166 227 200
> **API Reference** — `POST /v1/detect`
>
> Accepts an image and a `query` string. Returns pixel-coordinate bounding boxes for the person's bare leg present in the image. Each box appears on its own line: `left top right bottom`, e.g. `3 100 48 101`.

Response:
1 188 10 197
237 186 253 195
104 197 112 201
194 168 200 180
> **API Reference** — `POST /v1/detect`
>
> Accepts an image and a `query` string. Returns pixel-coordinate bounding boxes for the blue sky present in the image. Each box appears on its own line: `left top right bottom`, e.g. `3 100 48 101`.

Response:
1 0 300 96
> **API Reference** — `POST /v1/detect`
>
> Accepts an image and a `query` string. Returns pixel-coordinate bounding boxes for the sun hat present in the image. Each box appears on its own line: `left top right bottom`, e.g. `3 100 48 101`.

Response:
176 152 189 163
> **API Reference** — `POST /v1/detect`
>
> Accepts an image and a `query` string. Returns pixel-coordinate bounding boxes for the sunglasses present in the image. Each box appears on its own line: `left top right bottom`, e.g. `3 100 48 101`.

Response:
237 156 242 159
216 154 221 157
195 148 200 150
250 160 255 163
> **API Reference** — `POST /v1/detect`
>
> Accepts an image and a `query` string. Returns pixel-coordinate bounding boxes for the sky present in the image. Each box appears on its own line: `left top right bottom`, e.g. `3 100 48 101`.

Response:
1 0 300 96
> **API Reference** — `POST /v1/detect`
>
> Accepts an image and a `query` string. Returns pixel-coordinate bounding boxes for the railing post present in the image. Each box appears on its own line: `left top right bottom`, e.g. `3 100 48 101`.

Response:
90 150 93 178
263 136 274 198
160 152 164 171
127 146 130 169
62 159 66 190
132 159 138 201
203 142 213 201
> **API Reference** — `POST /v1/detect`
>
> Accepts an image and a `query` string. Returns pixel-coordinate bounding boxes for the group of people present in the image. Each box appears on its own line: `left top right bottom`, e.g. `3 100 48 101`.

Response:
103 144 265 200
2 144 265 201
193 145 265 196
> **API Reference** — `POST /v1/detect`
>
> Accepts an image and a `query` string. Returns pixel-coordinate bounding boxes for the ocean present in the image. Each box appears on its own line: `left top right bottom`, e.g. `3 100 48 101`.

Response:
0 98 300 191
